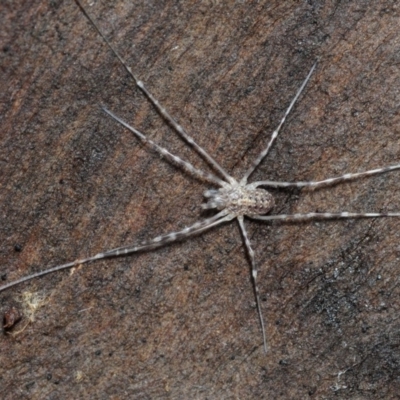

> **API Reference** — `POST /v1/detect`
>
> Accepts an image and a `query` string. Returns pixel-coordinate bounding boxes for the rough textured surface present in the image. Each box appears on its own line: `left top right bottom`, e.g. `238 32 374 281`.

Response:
1 0 400 398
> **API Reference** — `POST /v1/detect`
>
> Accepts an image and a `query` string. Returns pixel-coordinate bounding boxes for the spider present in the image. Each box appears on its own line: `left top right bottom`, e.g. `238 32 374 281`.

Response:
2 0 400 353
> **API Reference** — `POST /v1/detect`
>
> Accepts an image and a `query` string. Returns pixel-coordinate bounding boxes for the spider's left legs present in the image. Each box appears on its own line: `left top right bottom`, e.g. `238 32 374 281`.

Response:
237 216 268 353
251 211 400 222
102 210 233 257
241 62 317 184
250 163 400 189
0 211 234 294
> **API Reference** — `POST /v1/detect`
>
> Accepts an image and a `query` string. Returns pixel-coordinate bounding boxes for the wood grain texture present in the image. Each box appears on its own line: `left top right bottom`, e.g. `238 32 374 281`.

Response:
1 0 400 398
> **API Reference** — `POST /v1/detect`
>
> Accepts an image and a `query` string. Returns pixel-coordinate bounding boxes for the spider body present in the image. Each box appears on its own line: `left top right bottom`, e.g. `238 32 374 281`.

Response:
203 186 275 217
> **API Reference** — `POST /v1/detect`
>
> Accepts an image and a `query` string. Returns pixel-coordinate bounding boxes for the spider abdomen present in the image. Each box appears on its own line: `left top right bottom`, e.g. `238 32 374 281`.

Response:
204 186 275 217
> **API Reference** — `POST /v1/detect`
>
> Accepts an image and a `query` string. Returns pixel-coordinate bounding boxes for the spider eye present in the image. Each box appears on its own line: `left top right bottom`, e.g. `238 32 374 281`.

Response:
204 189 218 198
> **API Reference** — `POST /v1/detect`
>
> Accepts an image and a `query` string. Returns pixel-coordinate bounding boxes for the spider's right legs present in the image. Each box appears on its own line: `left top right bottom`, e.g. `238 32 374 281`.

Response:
241 61 317 184
103 107 226 187
251 163 400 189
75 0 233 183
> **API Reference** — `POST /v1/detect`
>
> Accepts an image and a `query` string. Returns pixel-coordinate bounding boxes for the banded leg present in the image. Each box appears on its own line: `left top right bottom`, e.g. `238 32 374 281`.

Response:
241 62 317 185
250 211 400 222
103 107 226 187
250 163 400 189
0 211 233 293
101 210 233 257
237 216 268 353
75 0 233 183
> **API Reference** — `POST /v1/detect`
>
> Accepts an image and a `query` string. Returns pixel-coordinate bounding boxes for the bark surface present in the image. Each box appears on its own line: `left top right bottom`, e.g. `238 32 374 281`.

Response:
1 1 400 398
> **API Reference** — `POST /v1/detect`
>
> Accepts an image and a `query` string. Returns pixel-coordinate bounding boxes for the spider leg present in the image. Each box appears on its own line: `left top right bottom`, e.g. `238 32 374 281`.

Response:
101 210 233 257
250 163 400 189
237 216 268 353
103 107 226 187
0 211 233 293
134 80 234 184
75 0 233 184
241 61 317 185
250 211 400 222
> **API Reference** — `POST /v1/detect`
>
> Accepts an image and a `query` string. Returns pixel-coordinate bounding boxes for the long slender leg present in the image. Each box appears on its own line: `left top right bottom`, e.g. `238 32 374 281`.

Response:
101 210 233 257
241 62 317 185
250 211 400 222
134 80 235 184
103 107 226 187
75 0 234 184
0 211 233 293
250 163 400 189
237 216 268 353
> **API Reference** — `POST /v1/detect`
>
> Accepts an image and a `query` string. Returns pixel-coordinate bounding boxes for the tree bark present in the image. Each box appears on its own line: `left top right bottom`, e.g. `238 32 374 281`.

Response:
1 0 400 398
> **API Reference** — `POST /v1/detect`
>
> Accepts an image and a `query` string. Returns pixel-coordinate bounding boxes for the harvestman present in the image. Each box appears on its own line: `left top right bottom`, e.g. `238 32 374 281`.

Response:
2 1 400 353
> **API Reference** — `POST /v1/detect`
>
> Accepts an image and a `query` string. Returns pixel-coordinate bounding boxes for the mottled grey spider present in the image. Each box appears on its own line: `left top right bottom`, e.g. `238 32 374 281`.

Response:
2 0 400 353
